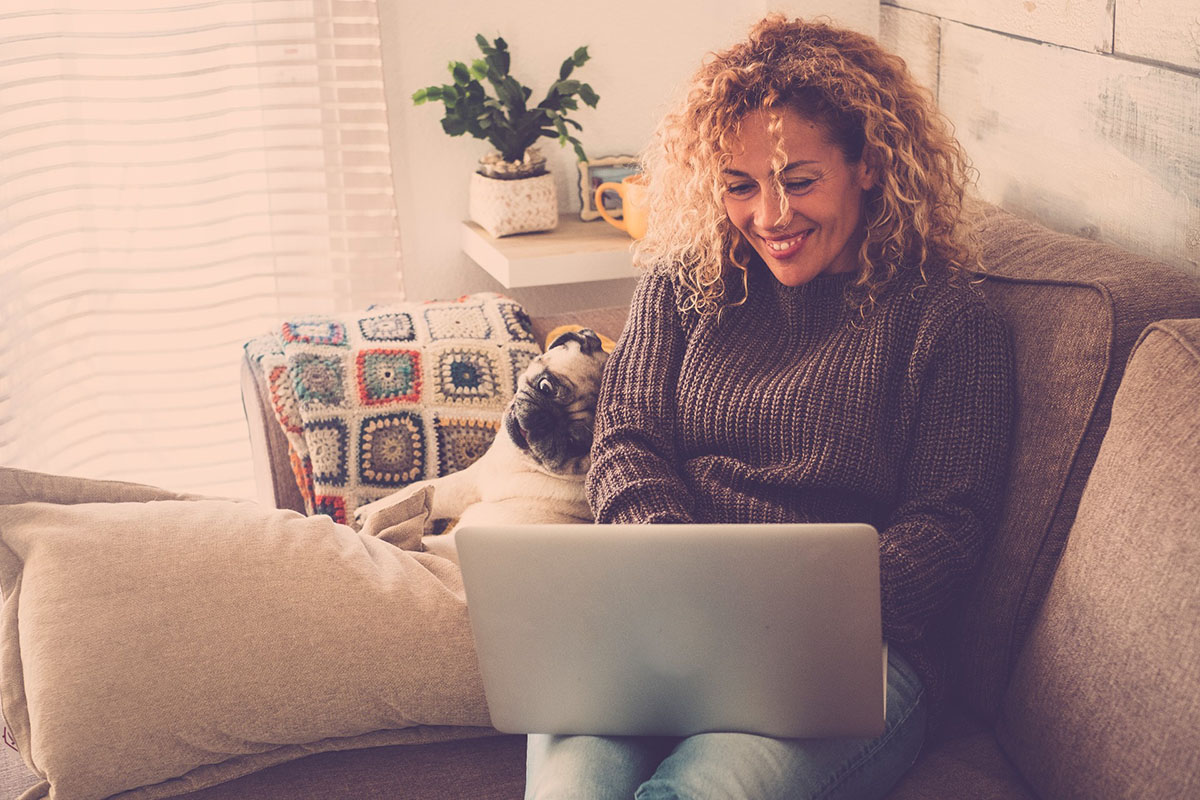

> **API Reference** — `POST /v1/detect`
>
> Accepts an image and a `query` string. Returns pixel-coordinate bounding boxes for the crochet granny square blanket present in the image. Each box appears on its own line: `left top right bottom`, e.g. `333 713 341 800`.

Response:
245 293 541 525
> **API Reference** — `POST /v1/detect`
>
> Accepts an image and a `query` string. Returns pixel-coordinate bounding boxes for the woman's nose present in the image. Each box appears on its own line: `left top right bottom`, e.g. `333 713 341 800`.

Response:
753 186 790 230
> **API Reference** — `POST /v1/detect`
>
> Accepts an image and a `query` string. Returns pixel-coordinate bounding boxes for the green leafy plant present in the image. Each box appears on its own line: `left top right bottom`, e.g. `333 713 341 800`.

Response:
413 34 599 175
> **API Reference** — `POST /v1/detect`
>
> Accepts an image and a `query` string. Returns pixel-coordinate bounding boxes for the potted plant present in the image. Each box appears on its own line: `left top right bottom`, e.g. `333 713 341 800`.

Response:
414 34 599 237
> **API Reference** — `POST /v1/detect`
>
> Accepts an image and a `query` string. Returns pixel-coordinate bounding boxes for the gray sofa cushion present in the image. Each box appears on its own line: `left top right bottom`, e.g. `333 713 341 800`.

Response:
995 319 1200 799
958 206 1200 720
888 711 1036 799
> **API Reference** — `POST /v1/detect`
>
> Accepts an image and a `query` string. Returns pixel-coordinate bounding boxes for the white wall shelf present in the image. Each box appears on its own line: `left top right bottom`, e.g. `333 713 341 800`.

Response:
460 215 638 289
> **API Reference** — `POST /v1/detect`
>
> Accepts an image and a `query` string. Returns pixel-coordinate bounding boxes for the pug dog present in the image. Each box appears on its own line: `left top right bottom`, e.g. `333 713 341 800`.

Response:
354 329 609 560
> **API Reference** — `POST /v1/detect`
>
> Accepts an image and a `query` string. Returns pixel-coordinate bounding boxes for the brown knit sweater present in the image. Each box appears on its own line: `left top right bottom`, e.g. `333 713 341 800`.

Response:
586 261 1015 711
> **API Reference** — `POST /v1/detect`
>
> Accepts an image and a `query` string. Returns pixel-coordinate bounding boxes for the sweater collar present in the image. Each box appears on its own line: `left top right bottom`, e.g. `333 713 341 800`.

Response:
744 261 857 309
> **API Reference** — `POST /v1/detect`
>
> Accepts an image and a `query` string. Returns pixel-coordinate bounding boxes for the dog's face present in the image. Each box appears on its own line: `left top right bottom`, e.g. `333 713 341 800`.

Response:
504 329 609 475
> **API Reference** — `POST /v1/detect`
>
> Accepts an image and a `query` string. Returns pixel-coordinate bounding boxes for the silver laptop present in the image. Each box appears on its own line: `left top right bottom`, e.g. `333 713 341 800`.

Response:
455 523 886 739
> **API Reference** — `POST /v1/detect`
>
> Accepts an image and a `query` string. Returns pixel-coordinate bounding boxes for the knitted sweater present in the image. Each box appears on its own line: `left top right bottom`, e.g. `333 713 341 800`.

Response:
585 261 1015 711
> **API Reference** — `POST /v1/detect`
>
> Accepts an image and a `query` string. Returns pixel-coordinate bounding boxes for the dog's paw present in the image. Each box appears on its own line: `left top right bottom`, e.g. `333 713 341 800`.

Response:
354 485 424 528
352 498 385 528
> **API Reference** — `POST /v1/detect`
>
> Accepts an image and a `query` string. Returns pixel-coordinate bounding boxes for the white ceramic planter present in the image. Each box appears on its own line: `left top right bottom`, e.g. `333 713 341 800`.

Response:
469 170 558 238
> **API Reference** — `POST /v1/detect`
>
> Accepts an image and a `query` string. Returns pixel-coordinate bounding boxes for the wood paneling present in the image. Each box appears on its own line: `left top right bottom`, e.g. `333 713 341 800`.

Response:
1115 0 1200 72
884 0 1113 54
879 4 941 99
938 21 1200 274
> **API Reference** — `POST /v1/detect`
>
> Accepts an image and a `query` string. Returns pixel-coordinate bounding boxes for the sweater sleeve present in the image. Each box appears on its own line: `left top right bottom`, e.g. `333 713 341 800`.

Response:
585 271 699 524
879 300 1015 645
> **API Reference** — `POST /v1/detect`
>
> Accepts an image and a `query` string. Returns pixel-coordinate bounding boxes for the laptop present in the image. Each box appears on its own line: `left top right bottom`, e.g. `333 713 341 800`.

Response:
455 523 886 739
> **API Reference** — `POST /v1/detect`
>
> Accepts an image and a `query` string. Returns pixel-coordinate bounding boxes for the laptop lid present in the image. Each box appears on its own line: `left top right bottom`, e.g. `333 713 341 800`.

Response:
455 523 885 738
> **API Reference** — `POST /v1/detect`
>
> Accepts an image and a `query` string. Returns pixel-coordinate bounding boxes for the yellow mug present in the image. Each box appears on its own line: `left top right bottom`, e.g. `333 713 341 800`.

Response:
595 174 649 239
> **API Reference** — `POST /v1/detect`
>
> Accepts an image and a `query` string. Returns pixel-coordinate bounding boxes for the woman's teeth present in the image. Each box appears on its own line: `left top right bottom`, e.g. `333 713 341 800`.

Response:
764 230 811 253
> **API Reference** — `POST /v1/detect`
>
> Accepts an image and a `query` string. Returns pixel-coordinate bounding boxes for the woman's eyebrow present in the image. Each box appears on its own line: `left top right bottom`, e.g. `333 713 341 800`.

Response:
721 160 819 178
780 159 820 171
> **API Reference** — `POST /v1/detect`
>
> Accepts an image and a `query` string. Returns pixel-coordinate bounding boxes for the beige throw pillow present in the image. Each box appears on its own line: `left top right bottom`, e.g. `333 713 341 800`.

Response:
0 482 490 800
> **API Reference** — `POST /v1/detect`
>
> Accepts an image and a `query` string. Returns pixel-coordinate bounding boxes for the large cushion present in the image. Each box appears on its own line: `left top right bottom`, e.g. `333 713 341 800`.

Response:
243 293 541 524
0 474 211 798
994 319 1200 799
0 468 491 800
0 468 198 506
955 206 1200 719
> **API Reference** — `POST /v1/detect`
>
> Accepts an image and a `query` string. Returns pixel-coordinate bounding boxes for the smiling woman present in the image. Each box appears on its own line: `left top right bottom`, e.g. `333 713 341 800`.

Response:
0 0 404 497
549 14 1017 800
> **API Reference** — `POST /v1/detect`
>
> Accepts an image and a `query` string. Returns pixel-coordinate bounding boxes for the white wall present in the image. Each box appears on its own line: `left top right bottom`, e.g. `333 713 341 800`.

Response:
378 1 877 314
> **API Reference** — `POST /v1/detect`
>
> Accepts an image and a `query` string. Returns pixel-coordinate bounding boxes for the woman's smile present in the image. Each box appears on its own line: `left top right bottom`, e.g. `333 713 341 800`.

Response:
760 228 813 256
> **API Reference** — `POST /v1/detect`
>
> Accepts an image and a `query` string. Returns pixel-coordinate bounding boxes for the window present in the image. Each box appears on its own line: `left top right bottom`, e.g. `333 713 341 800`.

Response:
0 0 403 498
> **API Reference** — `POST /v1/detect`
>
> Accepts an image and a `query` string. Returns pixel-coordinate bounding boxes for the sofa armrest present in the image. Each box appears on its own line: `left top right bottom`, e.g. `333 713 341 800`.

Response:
240 354 306 513
996 318 1200 799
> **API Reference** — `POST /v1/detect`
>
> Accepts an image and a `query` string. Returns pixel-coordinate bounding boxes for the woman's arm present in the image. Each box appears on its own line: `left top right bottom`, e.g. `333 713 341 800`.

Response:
879 301 1016 645
585 271 699 524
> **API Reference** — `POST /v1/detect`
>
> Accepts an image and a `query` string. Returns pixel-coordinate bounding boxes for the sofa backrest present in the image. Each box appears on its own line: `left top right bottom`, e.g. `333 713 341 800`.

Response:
954 206 1200 721
994 318 1200 799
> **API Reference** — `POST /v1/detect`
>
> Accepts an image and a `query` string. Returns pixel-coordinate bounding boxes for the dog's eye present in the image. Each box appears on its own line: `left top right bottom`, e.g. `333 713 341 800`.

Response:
535 377 555 395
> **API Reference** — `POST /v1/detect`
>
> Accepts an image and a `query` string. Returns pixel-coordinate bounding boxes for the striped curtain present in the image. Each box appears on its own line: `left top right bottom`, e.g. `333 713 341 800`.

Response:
0 0 403 498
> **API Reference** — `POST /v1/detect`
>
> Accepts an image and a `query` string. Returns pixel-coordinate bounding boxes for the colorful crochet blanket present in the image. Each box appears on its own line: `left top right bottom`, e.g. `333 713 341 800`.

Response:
244 293 541 525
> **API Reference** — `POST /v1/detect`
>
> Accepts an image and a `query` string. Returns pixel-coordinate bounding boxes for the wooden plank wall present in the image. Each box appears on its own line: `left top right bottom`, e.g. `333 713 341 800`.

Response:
879 0 1200 275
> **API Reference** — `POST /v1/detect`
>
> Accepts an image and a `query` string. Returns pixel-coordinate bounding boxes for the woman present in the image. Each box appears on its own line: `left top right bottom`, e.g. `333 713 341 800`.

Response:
527 15 1014 800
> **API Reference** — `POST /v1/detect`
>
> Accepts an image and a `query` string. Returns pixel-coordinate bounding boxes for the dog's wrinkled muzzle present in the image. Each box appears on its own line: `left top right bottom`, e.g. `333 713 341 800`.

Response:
505 391 592 475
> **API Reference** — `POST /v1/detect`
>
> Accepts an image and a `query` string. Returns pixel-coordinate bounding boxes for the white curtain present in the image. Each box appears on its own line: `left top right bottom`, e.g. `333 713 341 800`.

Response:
0 0 404 498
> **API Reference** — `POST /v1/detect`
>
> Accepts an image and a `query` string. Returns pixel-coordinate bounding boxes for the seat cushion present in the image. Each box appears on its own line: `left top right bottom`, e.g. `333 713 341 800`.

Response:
886 710 1036 799
954 206 1200 719
170 733 525 800
995 319 1200 799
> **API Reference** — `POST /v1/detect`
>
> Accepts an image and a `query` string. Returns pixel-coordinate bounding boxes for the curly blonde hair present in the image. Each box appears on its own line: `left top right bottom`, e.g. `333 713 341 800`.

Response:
635 15 979 317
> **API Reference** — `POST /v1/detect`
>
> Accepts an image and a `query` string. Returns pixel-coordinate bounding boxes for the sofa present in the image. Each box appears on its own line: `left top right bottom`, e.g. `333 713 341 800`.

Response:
231 203 1200 799
2 203 1198 799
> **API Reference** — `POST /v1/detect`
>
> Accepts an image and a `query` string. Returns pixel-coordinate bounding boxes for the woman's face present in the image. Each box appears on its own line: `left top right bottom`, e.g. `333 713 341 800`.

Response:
720 107 874 287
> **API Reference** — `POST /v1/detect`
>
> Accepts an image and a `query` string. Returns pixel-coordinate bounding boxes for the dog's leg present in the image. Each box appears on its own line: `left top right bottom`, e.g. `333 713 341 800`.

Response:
353 479 432 526
353 456 489 528
406 461 489 565
424 463 483 520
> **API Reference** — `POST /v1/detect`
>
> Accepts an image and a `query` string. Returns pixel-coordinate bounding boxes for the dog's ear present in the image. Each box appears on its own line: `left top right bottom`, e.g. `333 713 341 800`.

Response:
548 328 602 355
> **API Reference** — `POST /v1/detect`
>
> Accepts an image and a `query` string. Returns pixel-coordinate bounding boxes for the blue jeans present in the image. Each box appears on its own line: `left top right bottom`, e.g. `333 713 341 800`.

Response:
525 649 926 800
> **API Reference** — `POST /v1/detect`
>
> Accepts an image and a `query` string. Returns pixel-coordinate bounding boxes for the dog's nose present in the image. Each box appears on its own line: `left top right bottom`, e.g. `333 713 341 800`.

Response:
519 405 555 435
567 423 592 453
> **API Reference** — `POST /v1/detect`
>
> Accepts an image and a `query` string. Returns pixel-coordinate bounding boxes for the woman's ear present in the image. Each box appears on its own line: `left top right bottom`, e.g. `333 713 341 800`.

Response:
855 158 877 192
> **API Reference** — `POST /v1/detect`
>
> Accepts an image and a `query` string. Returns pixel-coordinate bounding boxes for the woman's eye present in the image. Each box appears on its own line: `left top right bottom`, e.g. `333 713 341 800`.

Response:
724 182 755 198
785 179 815 194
